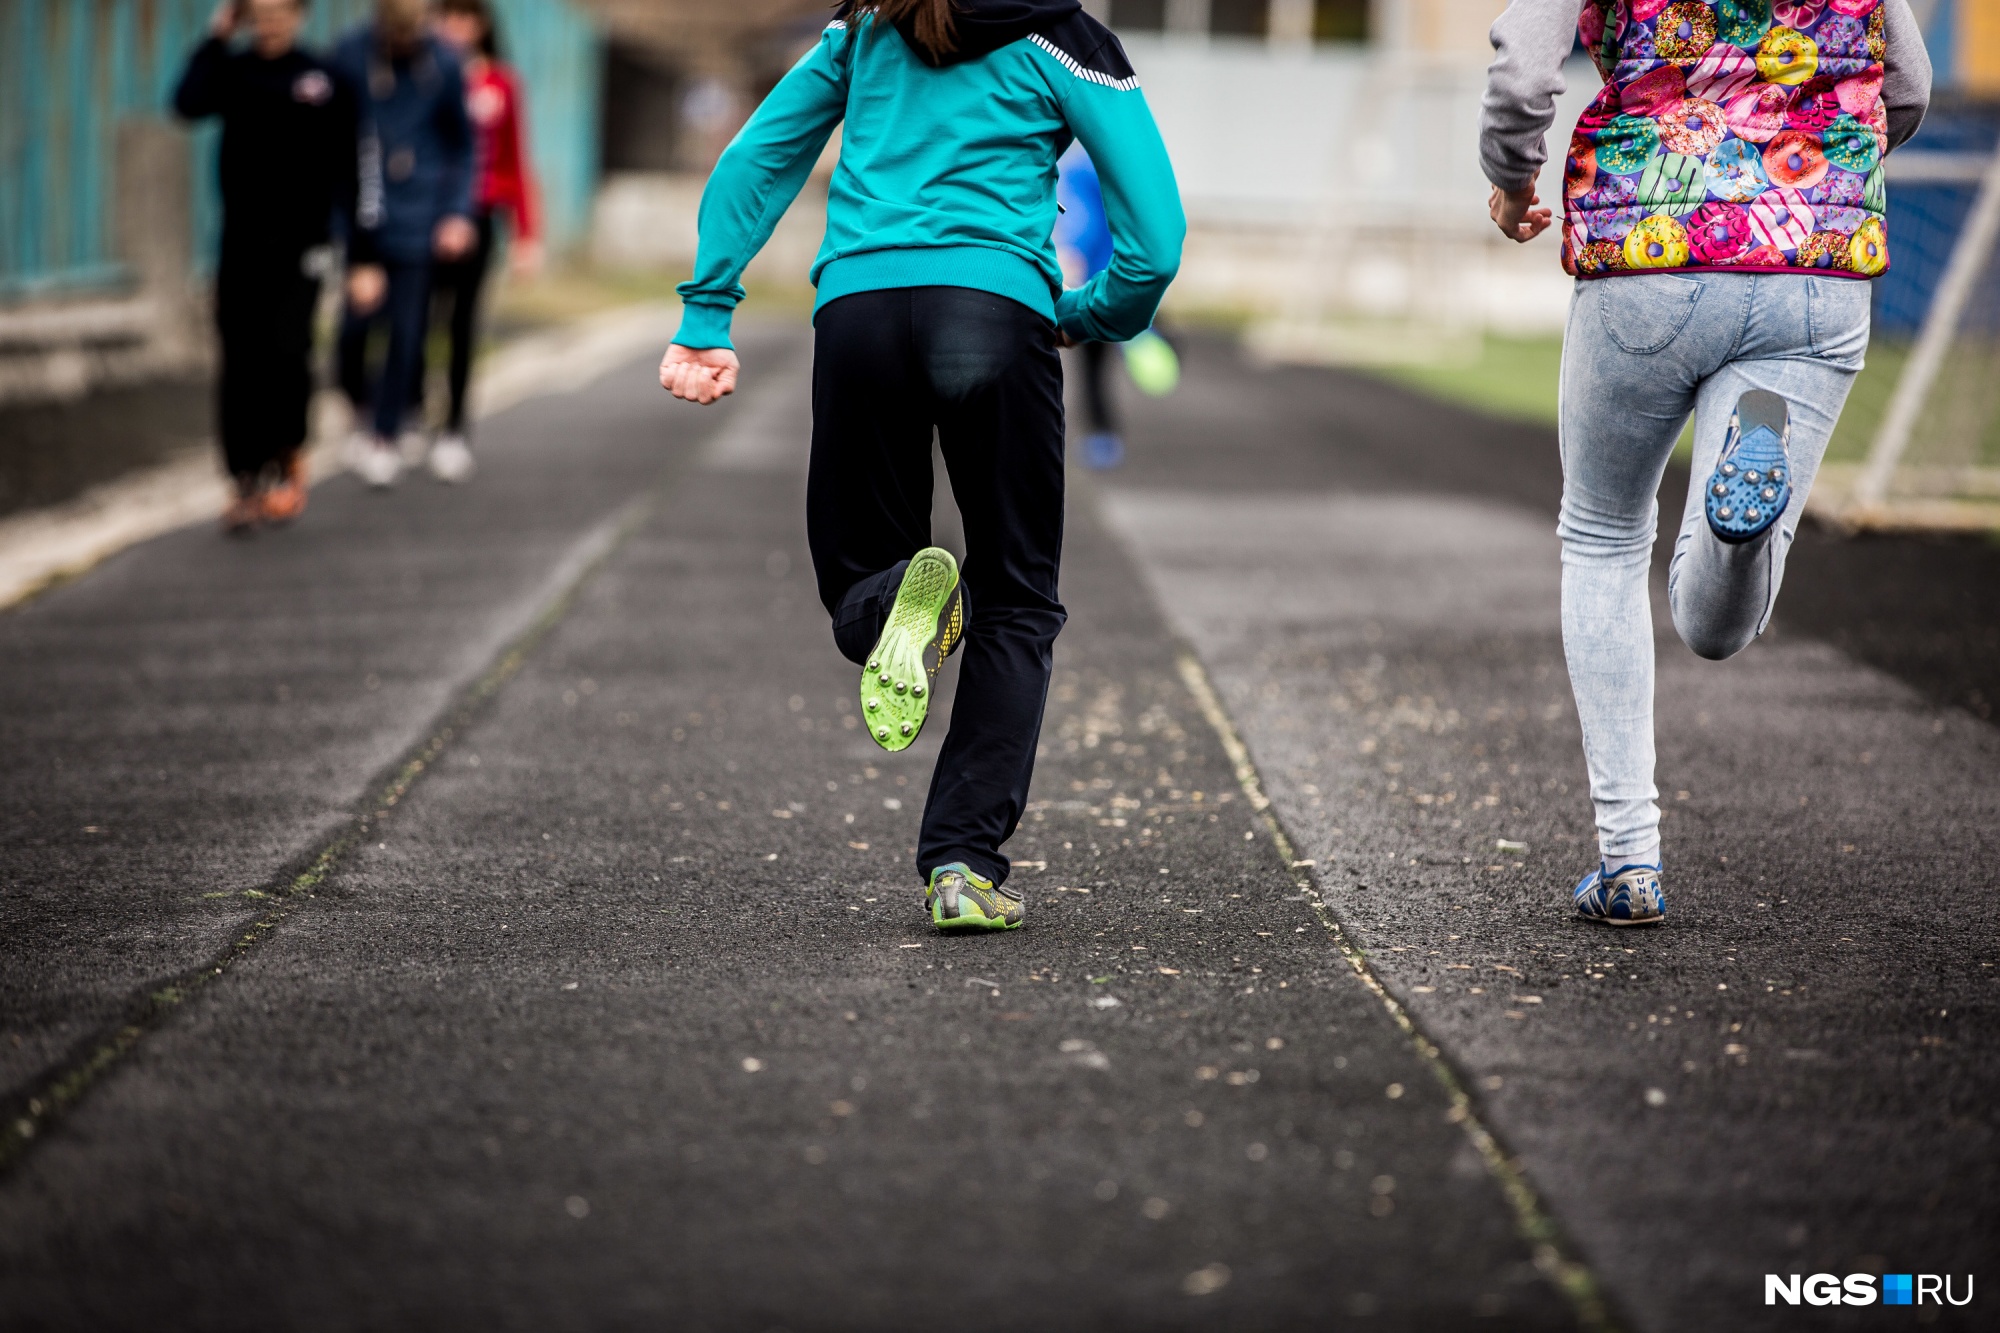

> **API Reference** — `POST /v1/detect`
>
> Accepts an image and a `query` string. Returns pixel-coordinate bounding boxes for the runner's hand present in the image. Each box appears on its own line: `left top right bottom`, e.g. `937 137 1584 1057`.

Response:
1490 183 1552 243
346 264 387 314
434 216 476 260
659 344 739 405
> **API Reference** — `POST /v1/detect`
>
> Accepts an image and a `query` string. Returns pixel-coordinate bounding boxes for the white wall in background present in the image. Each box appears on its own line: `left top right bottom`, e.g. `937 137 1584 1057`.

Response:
591 39 1610 342
1124 36 1604 337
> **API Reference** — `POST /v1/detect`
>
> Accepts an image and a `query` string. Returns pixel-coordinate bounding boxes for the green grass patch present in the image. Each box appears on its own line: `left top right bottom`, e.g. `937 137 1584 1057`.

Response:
1828 339 1908 462
1374 334 1564 427
1369 333 1913 467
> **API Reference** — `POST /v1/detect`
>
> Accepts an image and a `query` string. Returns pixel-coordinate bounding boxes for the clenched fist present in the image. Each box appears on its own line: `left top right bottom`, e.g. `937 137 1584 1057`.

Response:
659 344 740 405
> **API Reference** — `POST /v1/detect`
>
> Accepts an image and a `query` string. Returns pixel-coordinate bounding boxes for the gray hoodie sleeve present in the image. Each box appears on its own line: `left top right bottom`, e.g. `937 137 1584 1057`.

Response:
1480 0 1934 190
1881 0 1932 153
1480 0 1586 192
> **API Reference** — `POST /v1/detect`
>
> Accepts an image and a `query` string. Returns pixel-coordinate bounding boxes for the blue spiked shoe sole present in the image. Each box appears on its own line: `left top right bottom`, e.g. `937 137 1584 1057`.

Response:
1705 456 1790 543
1704 390 1792 545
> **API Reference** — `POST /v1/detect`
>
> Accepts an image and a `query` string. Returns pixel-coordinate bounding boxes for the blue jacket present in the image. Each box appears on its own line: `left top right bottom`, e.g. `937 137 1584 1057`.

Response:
1054 145 1113 283
329 27 473 264
674 0 1183 349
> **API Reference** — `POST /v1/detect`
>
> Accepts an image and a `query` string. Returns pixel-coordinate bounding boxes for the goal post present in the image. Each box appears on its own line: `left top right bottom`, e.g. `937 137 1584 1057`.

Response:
1849 141 2000 520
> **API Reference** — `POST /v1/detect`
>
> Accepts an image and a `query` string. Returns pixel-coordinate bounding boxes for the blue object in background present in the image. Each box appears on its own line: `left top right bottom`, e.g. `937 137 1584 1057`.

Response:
1054 142 1113 285
0 0 601 302
1083 430 1124 469
482 0 600 261
1873 107 2000 336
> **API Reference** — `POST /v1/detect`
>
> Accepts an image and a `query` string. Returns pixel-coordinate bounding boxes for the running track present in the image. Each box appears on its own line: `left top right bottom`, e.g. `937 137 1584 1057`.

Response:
0 325 1992 1331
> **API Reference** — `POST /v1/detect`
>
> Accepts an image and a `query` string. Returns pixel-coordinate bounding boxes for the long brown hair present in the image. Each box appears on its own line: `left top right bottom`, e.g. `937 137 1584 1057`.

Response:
852 0 958 61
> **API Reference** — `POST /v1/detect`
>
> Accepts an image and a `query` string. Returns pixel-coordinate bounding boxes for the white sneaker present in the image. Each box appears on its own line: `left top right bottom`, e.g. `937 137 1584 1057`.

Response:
428 434 475 483
356 439 402 489
343 429 375 472
397 429 431 467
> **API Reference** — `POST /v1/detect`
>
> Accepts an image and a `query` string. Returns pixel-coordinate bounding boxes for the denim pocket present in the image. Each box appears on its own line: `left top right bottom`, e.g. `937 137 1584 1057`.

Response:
1806 275 1872 369
1593 274 1704 354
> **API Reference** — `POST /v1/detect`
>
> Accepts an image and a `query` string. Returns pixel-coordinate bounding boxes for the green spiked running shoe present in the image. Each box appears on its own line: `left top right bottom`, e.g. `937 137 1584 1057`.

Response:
927 863 1024 931
862 547 963 753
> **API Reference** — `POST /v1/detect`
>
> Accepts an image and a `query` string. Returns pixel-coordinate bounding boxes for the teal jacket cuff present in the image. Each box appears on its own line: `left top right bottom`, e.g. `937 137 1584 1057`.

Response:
672 301 736 351
1055 290 1089 340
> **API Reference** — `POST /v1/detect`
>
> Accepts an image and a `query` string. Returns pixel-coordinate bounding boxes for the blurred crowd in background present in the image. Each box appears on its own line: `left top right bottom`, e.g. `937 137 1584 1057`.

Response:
171 0 545 526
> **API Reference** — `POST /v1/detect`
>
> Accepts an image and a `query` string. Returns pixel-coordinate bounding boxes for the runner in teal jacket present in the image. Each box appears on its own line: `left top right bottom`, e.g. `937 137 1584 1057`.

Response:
660 0 1185 937
666 0 1184 352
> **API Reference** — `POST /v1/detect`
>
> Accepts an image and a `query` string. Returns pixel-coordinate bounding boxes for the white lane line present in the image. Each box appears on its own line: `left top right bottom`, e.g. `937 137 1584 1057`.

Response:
470 303 682 417
1170 647 1615 1333
0 304 685 614
0 481 661 1174
0 451 234 610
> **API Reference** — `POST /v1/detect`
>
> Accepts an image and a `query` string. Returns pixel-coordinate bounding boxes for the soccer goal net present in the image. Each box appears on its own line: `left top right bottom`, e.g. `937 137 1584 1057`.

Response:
1843 117 2000 528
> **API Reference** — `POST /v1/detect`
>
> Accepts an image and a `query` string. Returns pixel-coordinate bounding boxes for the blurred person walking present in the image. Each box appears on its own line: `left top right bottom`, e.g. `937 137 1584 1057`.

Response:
332 0 476 489
174 0 357 533
659 0 1183 933
1483 0 1930 924
1055 144 1124 469
422 0 542 485
1054 143 1180 472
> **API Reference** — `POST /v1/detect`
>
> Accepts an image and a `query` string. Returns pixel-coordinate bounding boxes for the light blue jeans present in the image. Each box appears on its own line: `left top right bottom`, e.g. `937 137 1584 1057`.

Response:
1557 273 1872 866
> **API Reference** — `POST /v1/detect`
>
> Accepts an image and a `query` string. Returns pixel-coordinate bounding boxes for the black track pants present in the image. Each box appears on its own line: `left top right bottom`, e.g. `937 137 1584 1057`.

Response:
1080 338 1118 434
428 212 495 432
808 286 1067 888
215 244 319 479
338 259 430 440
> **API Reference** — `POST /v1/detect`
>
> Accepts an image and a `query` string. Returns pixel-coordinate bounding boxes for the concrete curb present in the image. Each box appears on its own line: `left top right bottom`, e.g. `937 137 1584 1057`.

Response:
0 302 682 613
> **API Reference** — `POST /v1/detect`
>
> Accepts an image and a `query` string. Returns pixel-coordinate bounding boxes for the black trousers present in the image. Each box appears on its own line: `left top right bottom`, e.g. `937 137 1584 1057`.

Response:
427 211 495 432
337 257 431 440
1080 339 1118 434
809 287 1068 888
215 243 320 479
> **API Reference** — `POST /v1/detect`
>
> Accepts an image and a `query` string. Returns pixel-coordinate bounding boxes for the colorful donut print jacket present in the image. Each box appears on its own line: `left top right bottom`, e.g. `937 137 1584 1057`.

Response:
1480 0 1931 279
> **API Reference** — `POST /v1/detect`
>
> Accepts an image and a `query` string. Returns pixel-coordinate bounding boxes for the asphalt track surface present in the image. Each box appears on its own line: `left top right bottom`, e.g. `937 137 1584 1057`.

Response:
0 323 1992 1331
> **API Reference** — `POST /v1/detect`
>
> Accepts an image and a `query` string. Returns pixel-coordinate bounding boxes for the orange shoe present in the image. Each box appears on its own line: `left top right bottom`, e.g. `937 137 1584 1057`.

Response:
261 452 309 524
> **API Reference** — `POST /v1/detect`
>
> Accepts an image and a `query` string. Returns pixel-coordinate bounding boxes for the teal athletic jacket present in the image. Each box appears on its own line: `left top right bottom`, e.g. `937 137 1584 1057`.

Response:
672 0 1185 351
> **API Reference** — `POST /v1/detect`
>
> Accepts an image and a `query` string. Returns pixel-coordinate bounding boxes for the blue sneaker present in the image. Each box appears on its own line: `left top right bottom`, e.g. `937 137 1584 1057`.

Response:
1083 431 1125 470
1573 862 1665 926
1704 390 1791 544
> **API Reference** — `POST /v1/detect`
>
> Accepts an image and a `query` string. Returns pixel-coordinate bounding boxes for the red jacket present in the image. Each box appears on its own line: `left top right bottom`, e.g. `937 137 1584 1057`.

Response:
465 60 538 241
